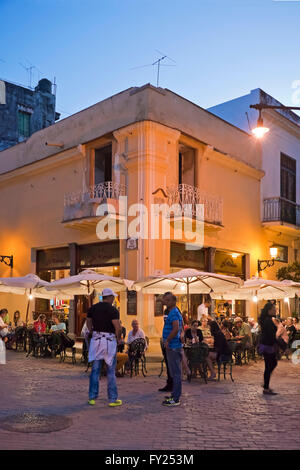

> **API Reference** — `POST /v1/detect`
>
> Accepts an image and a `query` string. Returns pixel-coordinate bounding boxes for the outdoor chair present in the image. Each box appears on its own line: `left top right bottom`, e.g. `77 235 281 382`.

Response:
26 329 47 358
59 332 76 365
185 343 209 383
158 337 165 378
217 353 234 382
128 338 147 377
14 326 27 352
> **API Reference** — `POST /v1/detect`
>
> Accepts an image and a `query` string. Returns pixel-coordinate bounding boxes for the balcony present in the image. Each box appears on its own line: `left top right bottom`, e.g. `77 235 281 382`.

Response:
166 184 223 227
63 181 127 229
263 197 300 235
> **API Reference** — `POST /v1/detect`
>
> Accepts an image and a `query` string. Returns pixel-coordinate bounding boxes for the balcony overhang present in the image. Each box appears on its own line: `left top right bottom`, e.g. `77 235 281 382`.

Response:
62 182 126 230
262 220 300 237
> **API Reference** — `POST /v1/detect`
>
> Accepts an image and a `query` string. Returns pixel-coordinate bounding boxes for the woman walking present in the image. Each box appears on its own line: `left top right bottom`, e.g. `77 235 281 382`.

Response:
258 302 278 395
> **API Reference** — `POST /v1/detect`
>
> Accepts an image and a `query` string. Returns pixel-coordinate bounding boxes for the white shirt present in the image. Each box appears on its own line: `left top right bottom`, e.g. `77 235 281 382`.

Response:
0 317 9 337
127 328 146 345
197 304 208 321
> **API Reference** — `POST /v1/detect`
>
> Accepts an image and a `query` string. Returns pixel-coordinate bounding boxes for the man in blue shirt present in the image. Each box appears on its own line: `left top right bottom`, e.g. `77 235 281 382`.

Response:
161 292 183 406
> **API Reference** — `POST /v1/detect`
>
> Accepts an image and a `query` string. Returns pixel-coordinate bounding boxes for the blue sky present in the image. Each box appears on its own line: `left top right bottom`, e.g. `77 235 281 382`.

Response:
1 0 300 118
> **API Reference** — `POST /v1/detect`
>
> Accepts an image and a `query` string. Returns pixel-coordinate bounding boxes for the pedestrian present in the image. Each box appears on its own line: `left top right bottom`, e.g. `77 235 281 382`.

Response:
161 292 183 406
258 302 278 395
87 288 122 407
158 295 174 393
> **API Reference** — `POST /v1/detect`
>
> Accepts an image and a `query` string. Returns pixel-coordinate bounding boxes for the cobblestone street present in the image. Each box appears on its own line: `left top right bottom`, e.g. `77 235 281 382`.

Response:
1 351 300 450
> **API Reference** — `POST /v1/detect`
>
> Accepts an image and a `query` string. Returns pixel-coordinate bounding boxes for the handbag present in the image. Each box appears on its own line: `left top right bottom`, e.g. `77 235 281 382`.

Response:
0 338 6 365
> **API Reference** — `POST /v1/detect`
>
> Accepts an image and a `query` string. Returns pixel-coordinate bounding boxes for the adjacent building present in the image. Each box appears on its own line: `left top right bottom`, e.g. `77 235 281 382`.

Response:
0 78 60 151
0 84 298 350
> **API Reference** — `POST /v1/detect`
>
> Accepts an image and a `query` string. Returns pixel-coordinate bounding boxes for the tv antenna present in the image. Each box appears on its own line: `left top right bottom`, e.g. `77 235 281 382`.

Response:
131 50 176 87
19 60 43 89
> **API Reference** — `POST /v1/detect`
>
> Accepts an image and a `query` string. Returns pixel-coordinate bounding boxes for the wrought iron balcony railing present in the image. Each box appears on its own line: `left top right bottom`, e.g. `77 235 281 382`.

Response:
63 181 127 223
64 181 127 207
263 197 300 227
166 184 223 226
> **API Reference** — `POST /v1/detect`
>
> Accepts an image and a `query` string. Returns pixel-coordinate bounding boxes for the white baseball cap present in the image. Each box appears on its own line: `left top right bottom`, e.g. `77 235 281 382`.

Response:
102 288 117 297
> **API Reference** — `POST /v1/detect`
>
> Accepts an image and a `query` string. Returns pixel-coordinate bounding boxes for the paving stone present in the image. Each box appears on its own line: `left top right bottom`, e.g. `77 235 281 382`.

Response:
0 351 300 449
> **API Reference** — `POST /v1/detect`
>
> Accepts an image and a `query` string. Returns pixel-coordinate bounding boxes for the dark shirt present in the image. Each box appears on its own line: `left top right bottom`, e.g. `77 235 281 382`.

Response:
213 331 231 359
260 316 277 346
87 302 119 334
121 326 126 340
185 328 203 342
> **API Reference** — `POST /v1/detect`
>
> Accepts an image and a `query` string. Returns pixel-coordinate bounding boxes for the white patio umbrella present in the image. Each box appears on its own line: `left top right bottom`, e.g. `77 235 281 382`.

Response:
210 276 299 301
47 269 134 302
134 268 243 315
0 274 73 324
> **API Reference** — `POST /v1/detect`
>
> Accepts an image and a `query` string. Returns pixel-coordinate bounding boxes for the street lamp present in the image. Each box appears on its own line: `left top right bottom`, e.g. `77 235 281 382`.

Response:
250 103 300 138
257 246 278 274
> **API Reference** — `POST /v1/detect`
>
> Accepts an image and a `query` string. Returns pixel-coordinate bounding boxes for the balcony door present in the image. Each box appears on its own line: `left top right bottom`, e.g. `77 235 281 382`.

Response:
94 144 112 185
178 146 195 186
280 153 296 224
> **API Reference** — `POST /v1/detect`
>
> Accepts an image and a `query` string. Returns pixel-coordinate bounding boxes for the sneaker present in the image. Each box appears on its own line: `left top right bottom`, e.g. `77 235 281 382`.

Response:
164 395 173 400
263 389 278 395
109 399 123 407
88 399 96 405
162 398 180 406
158 385 173 392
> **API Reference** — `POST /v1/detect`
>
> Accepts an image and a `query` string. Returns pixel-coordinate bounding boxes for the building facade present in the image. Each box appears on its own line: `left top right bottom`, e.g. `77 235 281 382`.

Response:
0 84 297 350
0 78 59 151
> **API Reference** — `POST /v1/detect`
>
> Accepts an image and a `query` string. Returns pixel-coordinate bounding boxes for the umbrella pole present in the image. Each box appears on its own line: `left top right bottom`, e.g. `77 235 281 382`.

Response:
25 289 32 326
87 281 93 309
187 281 191 319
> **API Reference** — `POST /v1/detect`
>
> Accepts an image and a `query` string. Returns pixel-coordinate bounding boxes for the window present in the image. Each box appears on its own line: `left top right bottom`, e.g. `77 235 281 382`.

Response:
280 153 297 224
94 144 112 185
18 111 31 138
127 290 137 315
273 245 288 263
281 153 296 202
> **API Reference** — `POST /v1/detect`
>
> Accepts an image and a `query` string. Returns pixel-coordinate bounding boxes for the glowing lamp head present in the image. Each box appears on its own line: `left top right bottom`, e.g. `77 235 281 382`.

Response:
252 113 269 139
28 294 33 300
252 126 270 139
270 246 278 259
180 285 185 291
231 253 239 259
284 297 289 304
252 295 258 303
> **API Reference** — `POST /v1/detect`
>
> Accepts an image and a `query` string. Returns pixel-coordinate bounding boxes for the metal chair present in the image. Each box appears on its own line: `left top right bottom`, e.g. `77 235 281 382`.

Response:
128 338 147 377
185 343 209 383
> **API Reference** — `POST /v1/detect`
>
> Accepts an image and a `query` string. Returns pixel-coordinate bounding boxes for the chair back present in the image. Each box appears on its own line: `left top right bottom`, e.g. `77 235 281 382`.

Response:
129 338 146 358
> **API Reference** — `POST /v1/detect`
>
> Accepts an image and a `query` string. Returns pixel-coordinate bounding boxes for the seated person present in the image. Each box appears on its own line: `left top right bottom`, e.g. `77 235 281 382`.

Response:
0 309 13 344
286 317 297 347
220 320 232 341
127 320 146 348
33 314 47 334
13 310 24 329
206 321 232 380
50 314 66 333
48 314 66 354
233 317 253 348
199 316 214 348
185 320 204 345
117 321 126 353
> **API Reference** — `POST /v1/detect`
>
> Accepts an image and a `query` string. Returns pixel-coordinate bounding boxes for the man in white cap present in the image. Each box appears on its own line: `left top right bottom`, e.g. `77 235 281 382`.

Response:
87 288 122 407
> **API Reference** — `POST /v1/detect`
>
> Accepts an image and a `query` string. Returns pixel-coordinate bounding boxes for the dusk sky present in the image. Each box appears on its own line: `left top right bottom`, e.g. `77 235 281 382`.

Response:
1 0 300 119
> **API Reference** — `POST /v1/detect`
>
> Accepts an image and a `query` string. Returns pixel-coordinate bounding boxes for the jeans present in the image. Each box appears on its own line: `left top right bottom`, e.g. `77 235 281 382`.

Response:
162 344 173 389
89 355 118 402
263 353 278 389
166 348 182 401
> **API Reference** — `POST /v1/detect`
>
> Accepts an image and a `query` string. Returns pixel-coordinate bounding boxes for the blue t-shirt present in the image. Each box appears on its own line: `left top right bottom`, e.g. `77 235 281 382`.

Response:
162 307 183 349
